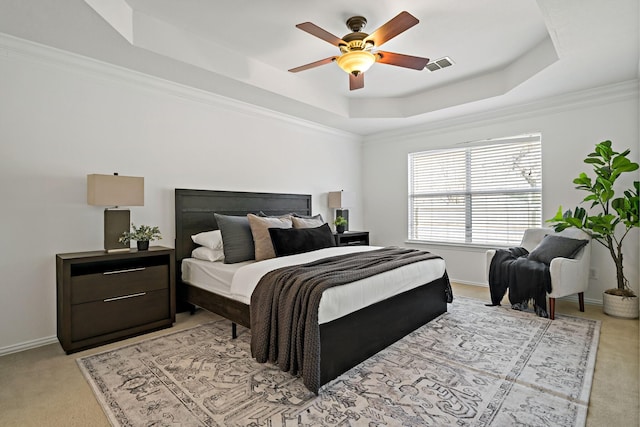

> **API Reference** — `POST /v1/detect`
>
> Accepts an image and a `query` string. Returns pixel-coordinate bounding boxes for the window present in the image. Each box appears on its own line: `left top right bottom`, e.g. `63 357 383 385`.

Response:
408 134 542 246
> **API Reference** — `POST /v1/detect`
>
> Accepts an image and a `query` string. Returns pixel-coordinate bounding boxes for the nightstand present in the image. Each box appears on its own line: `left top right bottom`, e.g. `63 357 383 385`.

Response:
56 246 175 354
333 231 370 246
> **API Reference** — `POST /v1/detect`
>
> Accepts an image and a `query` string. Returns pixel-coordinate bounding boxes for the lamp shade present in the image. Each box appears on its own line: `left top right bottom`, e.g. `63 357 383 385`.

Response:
87 174 144 207
328 190 352 208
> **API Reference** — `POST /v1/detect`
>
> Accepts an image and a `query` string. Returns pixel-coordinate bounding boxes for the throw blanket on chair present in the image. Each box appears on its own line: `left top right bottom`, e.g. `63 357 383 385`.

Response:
250 247 451 394
488 247 551 317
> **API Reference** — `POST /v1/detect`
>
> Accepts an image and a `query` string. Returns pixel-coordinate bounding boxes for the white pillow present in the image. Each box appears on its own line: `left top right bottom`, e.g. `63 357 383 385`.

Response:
191 246 225 262
191 230 223 250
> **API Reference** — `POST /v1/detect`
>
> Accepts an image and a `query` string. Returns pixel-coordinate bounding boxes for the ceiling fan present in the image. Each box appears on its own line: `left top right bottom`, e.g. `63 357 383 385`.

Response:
288 11 429 90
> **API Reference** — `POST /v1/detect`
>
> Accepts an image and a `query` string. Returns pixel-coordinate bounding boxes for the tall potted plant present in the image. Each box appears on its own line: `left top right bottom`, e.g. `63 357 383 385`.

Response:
547 140 639 318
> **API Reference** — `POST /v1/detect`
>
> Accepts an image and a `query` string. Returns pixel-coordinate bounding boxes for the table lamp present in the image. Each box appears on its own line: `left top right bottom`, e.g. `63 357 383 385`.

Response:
328 190 351 232
87 173 144 252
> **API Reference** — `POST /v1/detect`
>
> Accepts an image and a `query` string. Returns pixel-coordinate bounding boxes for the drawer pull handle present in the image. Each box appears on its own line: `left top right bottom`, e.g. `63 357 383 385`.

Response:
103 267 146 275
104 292 146 302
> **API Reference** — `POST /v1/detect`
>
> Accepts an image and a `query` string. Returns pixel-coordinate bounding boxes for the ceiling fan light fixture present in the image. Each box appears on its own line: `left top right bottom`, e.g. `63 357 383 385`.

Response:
336 50 376 76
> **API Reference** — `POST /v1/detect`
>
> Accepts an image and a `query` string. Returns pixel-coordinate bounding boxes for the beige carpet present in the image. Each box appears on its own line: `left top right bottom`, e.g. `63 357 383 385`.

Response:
0 283 637 426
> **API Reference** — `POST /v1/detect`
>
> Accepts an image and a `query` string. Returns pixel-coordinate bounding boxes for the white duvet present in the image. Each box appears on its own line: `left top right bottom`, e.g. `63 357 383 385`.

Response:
230 246 446 324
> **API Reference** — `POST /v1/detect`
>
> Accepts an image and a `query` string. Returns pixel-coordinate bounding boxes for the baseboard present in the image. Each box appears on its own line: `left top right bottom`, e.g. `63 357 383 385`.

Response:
559 294 602 307
0 335 58 357
450 279 488 287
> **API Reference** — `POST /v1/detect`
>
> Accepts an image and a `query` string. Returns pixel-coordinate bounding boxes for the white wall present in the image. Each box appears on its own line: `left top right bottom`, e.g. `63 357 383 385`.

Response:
1 35 638 355
0 37 363 353
362 82 640 305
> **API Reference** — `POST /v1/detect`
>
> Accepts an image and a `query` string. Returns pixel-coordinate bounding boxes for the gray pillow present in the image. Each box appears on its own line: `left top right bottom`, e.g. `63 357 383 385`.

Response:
292 215 324 229
292 212 324 221
528 235 589 265
214 213 255 264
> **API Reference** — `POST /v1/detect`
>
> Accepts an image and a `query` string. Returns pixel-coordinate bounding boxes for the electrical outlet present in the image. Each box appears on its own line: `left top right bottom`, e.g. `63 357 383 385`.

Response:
589 268 598 279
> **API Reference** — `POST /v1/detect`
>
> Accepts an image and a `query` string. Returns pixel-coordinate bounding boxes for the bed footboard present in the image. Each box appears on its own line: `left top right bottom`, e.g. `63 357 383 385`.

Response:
318 275 448 387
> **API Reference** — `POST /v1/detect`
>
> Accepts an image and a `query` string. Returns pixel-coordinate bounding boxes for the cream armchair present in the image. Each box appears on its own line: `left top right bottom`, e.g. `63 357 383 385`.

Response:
486 227 592 319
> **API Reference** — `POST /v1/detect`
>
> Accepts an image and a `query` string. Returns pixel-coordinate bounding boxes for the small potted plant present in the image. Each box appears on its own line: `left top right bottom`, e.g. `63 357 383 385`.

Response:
547 140 639 318
119 223 162 251
334 216 348 234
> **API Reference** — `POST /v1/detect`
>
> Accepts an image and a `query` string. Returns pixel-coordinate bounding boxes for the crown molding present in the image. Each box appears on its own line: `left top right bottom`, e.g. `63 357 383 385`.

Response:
365 79 639 144
0 32 359 140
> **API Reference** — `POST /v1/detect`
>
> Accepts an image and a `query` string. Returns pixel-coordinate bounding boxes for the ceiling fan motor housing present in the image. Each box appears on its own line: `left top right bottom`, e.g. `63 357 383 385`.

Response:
346 16 367 32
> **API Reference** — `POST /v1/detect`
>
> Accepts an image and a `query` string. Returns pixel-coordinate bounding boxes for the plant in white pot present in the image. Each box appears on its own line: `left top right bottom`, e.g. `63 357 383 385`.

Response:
119 223 162 250
547 140 639 318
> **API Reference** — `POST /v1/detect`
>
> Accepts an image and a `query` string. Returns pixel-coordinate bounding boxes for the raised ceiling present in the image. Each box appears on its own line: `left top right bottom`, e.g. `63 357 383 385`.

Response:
1 0 638 135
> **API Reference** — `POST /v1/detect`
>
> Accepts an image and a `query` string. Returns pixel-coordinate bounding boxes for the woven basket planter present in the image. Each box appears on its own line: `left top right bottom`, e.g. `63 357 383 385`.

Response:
603 292 639 319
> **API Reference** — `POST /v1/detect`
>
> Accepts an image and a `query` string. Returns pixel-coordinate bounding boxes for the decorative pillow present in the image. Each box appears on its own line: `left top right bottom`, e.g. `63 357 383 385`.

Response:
247 213 293 261
191 246 224 262
528 235 589 265
191 230 223 250
292 212 324 220
214 213 255 264
292 215 324 229
269 223 336 257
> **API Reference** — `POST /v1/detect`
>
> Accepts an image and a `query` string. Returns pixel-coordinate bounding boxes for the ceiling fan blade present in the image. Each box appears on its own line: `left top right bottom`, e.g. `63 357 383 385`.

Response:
288 56 337 73
296 22 345 47
364 11 419 47
349 73 364 90
376 51 429 70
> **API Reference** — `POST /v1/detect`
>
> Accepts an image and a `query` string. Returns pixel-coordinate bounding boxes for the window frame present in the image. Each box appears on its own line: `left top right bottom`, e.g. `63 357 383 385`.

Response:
407 134 543 247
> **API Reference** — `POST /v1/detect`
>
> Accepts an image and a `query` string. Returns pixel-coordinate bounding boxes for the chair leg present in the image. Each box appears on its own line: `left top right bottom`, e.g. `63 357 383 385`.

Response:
548 297 555 320
578 292 585 312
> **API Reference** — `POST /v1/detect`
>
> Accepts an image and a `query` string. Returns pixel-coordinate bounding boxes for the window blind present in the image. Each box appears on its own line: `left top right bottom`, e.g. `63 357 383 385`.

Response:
408 135 542 246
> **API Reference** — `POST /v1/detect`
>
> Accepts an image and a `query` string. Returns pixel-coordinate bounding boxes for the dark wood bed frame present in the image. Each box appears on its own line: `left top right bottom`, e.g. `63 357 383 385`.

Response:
174 188 449 388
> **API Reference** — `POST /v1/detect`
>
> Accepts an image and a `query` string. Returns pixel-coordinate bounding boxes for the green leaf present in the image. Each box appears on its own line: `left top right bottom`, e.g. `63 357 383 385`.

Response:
584 158 605 165
566 217 583 227
618 163 639 172
612 155 630 169
595 141 613 161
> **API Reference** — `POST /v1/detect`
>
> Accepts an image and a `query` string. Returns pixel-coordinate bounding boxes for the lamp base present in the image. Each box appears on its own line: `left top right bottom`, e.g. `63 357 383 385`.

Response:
104 209 130 252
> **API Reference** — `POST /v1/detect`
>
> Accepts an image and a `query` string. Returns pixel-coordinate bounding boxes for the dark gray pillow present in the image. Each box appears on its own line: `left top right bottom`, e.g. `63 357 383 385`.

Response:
528 235 589 265
214 213 255 264
269 223 336 257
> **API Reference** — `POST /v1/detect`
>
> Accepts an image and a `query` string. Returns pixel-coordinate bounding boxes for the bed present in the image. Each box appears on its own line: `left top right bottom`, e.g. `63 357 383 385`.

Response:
174 188 451 392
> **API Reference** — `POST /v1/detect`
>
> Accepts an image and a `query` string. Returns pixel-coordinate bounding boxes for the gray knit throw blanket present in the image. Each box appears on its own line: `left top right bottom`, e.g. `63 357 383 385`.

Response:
250 247 445 394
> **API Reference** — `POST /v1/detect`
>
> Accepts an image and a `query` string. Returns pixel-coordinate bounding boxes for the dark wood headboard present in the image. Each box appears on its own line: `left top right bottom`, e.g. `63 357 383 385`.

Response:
174 189 312 264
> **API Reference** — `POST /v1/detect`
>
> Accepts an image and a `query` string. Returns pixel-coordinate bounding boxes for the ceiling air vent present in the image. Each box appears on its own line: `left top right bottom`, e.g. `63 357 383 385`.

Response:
426 56 454 72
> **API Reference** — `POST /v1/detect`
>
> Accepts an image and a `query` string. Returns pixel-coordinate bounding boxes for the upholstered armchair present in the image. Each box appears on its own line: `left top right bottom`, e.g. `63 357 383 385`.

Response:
486 227 592 319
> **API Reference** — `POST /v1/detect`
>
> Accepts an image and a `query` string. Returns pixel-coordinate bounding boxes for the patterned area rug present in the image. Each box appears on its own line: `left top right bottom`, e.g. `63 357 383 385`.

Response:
77 297 600 426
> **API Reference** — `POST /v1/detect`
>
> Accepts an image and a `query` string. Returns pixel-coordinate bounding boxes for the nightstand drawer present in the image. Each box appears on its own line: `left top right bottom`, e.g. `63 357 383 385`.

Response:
71 265 168 304
71 289 170 341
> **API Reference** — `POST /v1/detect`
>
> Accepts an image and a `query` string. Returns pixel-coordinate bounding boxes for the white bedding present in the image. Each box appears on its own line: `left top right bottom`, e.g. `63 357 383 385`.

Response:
183 246 446 324
181 258 250 298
